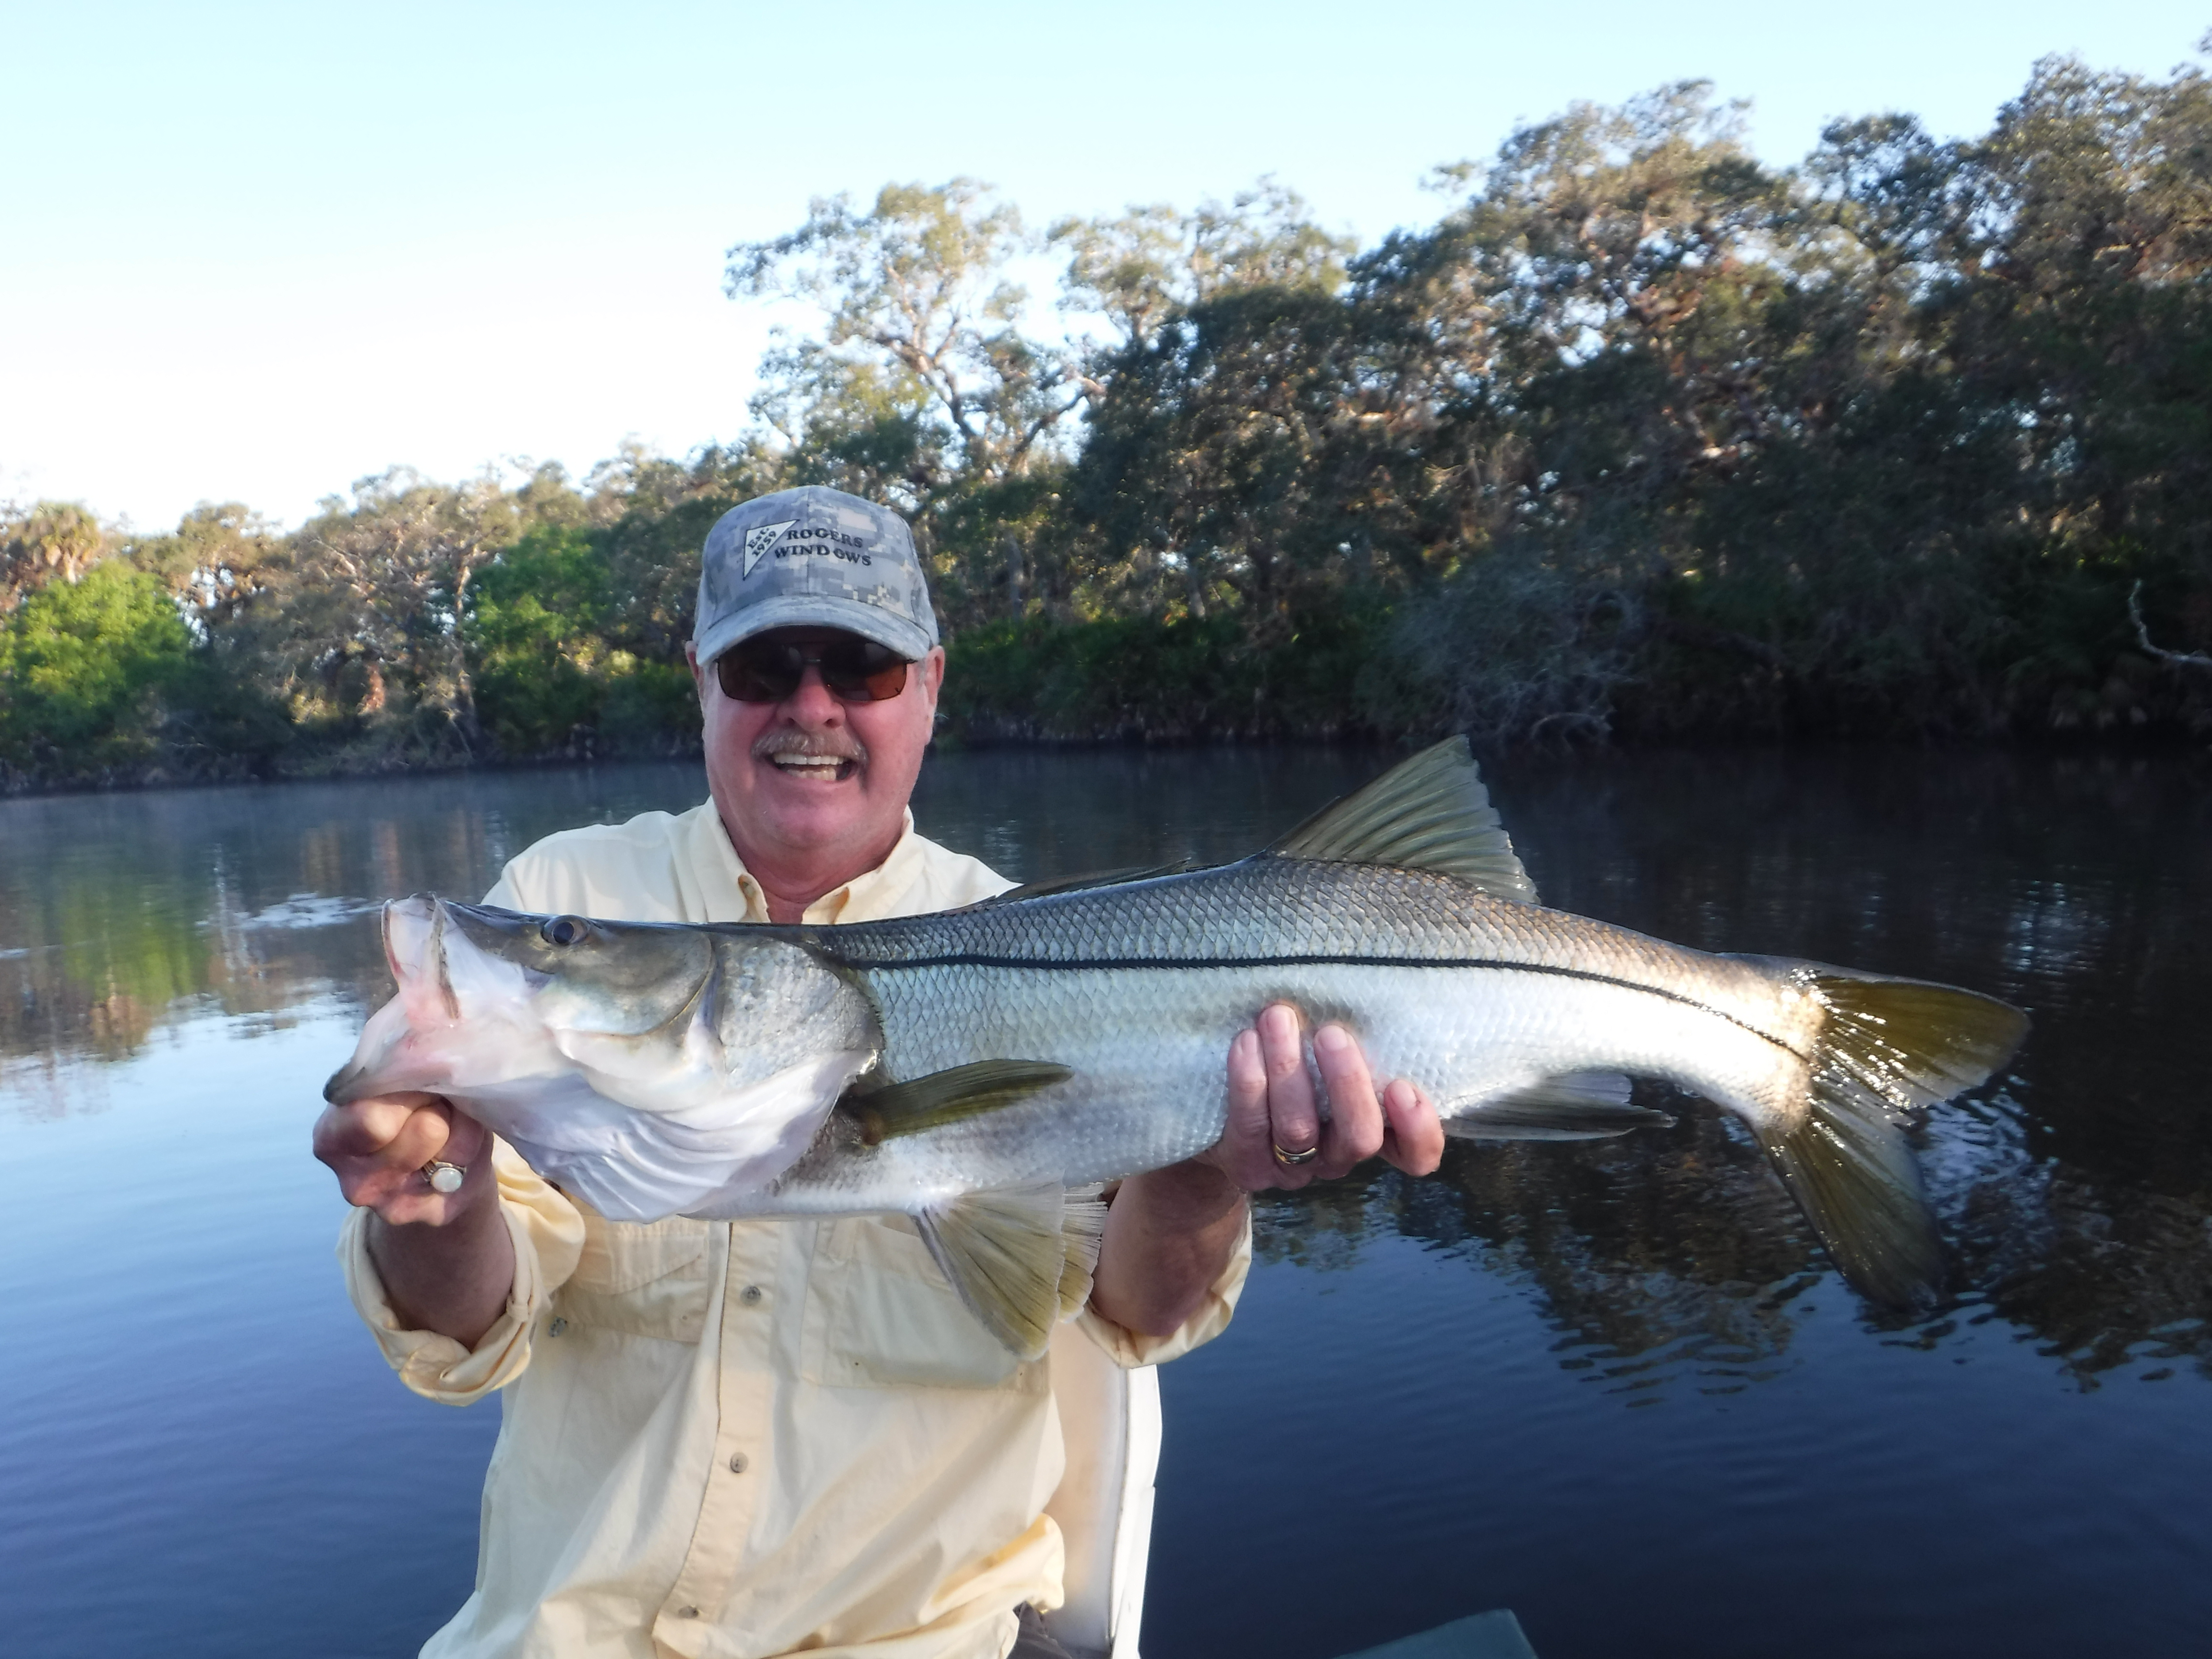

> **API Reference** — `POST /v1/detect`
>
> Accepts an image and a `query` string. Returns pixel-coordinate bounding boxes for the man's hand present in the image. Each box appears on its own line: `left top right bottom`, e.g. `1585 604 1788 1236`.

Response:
1205 1002 1446 1193
313 1092 514 1345
1088 1005 1447 1338
313 1091 497 1225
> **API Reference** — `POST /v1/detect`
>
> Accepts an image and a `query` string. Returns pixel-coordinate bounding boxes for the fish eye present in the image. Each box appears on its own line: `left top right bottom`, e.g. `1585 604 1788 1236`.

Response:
541 916 590 948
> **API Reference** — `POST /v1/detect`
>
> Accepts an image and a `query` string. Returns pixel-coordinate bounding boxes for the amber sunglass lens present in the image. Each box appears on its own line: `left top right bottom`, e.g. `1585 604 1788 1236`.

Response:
818 641 908 701
716 639 908 703
717 647 800 703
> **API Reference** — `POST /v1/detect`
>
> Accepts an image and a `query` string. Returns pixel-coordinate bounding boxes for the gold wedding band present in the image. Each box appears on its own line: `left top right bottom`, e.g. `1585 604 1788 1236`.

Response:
1271 1142 1321 1167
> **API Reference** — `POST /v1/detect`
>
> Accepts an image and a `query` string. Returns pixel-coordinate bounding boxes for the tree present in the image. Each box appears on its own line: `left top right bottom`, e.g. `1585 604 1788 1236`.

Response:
267 469 522 752
728 181 1085 624
0 560 193 771
2 502 106 614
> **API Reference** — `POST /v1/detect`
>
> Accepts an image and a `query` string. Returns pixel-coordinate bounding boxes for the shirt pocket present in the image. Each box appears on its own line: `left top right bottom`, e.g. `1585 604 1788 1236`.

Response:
803 1214 1047 1394
552 1213 713 1343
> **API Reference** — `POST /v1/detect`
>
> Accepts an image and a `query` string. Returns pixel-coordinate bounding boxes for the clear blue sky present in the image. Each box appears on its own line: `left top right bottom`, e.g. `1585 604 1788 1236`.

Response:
4 1 2205 531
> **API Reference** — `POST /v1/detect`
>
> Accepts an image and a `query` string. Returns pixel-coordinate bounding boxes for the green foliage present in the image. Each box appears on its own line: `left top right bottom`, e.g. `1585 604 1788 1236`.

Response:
469 525 614 754
12 48 2212 791
0 562 194 772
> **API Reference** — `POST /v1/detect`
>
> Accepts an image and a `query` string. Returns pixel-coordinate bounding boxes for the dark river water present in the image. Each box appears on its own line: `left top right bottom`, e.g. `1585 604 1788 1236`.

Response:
2 746 2208 1659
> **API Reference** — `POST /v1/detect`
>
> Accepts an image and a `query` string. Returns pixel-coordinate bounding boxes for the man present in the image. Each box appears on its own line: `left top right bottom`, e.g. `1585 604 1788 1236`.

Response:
314 486 1444 1659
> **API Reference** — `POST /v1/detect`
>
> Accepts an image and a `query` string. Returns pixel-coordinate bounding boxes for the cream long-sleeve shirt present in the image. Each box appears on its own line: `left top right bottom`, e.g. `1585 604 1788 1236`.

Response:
340 800 1250 1659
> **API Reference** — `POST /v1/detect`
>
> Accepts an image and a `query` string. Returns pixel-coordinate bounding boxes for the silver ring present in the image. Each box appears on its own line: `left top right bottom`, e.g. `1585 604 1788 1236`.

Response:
1271 1142 1321 1167
423 1160 468 1194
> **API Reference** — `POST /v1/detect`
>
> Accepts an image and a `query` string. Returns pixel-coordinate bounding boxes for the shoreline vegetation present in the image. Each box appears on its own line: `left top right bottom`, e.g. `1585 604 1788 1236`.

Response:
7 57 2212 797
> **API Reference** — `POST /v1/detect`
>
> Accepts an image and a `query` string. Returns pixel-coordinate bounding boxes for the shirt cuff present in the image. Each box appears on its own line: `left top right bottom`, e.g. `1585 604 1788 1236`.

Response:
337 1141 585 1406
1072 1205 1253 1369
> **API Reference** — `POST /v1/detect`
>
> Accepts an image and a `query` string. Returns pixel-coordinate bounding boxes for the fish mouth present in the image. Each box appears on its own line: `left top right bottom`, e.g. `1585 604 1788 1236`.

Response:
321 895 459 1104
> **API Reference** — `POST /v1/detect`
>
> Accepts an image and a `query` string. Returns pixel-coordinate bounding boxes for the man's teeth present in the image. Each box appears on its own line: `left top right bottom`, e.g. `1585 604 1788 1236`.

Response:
771 755 849 777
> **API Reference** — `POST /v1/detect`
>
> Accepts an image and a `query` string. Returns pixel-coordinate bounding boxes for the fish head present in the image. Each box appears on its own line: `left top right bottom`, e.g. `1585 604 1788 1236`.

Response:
322 896 716 1106
435 901 716 1039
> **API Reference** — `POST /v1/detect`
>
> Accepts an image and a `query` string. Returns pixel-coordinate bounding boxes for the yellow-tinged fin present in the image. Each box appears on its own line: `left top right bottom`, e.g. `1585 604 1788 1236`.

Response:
1443 1072 1673 1141
916 1184 1103 1359
847 1060 1073 1145
1058 1185 1110 1318
1748 964 2030 1308
1265 736 1539 902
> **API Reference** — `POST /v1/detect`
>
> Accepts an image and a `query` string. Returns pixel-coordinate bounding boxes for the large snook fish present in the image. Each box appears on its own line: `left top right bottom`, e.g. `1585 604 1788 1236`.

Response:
327 740 2028 1356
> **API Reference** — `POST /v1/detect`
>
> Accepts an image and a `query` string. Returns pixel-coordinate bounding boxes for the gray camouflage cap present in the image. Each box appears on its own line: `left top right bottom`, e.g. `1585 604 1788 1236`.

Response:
693 486 939 665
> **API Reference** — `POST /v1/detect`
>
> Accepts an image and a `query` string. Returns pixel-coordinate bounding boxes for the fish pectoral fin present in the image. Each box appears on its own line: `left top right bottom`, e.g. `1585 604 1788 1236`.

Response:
1443 1072 1673 1141
917 1183 1097 1359
1262 736 1539 902
846 1059 1073 1145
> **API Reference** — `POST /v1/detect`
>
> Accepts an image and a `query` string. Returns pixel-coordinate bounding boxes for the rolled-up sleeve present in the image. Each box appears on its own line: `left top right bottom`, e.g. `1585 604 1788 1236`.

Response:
338 1139 588 1405
1072 1207 1252 1369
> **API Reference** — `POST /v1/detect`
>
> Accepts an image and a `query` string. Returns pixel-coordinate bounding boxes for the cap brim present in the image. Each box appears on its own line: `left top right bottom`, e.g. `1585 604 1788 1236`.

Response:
694 594 938 666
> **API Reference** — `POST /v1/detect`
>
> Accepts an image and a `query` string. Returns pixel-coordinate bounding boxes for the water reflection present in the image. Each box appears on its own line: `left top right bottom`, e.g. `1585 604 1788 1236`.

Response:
3 745 2209 1395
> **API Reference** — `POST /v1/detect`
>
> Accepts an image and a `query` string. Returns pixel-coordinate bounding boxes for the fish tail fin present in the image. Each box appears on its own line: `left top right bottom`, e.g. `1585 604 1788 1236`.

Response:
1743 962 2029 1309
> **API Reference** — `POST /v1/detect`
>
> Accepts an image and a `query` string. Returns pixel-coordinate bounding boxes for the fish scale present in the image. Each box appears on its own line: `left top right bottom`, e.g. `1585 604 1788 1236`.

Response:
738 856 1824 1211
327 737 2029 1351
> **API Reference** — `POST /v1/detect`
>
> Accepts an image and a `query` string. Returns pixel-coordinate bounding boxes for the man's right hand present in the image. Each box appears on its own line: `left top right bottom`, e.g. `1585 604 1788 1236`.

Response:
313 1091 497 1225
314 1092 515 1345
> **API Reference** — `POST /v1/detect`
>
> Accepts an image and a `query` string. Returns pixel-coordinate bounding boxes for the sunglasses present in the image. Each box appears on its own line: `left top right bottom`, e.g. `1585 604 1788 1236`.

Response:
715 634 911 704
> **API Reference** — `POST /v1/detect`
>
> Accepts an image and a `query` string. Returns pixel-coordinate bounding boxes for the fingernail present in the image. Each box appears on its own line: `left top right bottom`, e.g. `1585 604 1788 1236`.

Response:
1316 1024 1350 1053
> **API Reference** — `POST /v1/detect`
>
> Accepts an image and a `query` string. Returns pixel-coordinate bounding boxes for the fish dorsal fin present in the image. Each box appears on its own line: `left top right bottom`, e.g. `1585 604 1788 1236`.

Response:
847 1059 1072 1145
981 860 1198 905
1265 737 1539 902
916 1183 1101 1358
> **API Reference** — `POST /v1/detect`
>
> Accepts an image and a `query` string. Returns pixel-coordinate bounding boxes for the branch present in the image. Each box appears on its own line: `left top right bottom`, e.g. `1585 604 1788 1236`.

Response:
2128 581 2212 671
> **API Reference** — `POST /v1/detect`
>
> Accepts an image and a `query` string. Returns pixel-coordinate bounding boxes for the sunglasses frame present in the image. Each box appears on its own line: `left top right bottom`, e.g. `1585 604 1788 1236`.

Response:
714 633 912 705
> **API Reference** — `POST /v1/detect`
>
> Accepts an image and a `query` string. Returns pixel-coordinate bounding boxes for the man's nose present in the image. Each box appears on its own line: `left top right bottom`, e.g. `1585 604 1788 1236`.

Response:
781 664 844 724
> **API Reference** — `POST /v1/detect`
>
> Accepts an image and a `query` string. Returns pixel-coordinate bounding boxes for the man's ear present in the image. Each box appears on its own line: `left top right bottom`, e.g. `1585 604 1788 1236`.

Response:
685 641 708 709
916 646 946 716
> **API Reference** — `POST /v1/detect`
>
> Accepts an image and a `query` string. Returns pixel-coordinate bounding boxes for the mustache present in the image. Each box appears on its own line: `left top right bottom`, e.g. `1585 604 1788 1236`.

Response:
752 731 868 767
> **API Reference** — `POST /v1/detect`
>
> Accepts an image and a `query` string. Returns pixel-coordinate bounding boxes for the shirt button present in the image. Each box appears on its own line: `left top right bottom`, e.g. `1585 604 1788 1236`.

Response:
674 1606 699 1620
547 1317 568 1337
740 1285 764 1304
728 1452 749 1474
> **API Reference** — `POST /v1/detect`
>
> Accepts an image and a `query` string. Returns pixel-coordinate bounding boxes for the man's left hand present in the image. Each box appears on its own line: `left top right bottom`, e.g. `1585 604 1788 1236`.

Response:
1204 1002 1446 1192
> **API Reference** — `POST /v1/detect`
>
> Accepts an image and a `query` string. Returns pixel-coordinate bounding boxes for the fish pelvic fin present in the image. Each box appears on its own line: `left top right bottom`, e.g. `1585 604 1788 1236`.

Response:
1264 736 1539 902
1749 965 2029 1310
1443 1071 1673 1141
847 1059 1073 1145
917 1183 1099 1360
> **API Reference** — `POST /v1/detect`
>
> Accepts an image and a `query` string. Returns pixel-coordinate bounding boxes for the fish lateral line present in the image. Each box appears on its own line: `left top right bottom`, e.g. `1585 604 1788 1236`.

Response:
839 950 1811 1064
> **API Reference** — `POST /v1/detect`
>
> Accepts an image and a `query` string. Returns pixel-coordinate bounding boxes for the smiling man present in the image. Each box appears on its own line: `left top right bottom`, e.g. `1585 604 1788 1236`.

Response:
313 485 1444 1659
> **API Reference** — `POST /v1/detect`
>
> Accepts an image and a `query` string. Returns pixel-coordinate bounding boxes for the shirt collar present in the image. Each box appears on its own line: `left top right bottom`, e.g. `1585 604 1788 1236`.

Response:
693 805 923 926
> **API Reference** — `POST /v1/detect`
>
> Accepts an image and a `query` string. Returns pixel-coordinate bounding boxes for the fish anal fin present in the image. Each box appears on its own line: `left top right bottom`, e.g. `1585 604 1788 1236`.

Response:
1058 1185 1109 1318
1265 737 1539 903
847 1060 1073 1145
917 1183 1093 1359
1444 1072 1672 1142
